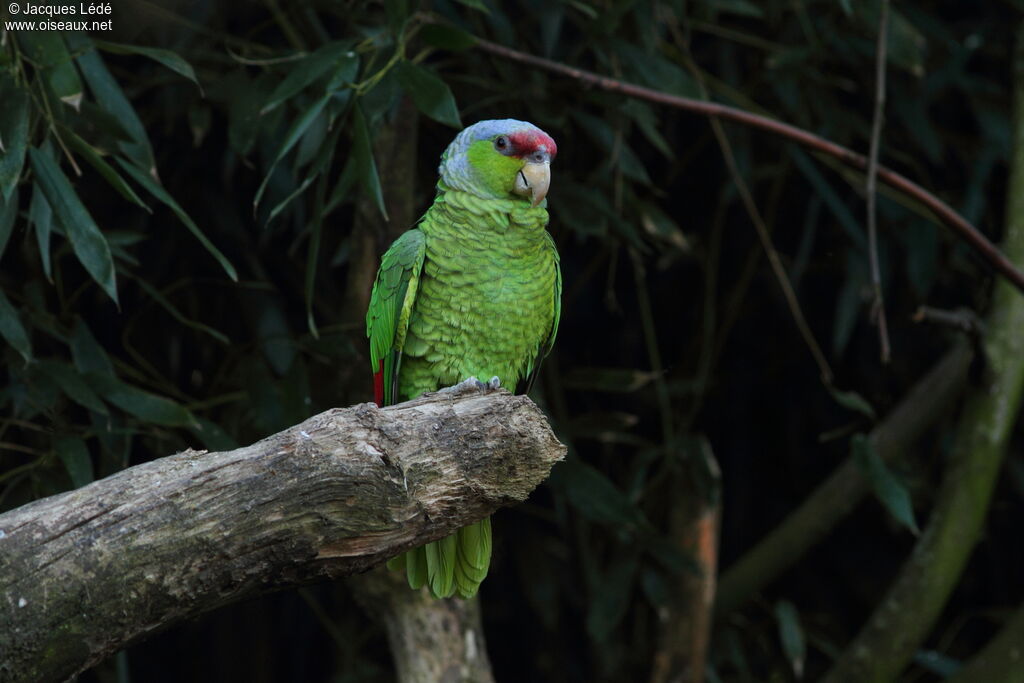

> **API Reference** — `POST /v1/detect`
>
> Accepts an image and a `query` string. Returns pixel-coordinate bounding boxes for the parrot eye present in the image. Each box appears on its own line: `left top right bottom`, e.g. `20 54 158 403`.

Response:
494 136 509 152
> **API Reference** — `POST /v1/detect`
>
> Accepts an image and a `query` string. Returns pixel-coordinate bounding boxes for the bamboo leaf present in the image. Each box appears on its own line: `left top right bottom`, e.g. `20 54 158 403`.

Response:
70 318 114 376
116 158 238 281
262 42 352 114
253 94 330 211
852 433 920 535
419 24 478 51
38 360 108 414
88 373 196 427
29 184 53 280
829 386 877 420
61 128 151 212
774 600 806 679
54 436 95 489
68 34 156 176
17 32 84 109
0 190 17 262
395 62 462 128
94 41 201 91
586 554 638 643
0 76 29 202
352 105 388 220
29 147 119 305
0 289 31 362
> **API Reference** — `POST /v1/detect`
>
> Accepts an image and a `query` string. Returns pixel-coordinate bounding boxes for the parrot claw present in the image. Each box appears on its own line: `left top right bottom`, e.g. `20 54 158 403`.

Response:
439 376 503 397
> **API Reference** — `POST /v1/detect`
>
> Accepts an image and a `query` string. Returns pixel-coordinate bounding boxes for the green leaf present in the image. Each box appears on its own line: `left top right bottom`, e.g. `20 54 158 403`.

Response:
385 0 411 35
774 600 806 679
887 9 926 77
453 0 490 12
419 24 478 51
17 32 84 109
558 459 641 527
0 289 31 362
828 386 876 420
294 106 329 169
586 554 638 642
29 183 53 280
325 53 361 95
189 417 239 452
266 174 316 226
0 189 18 262
68 34 156 175
352 105 388 220
29 147 119 305
70 318 114 376
89 373 195 427
789 147 865 251
261 42 352 114
622 100 674 159
852 433 920 535
55 436 95 489
116 158 238 281
253 93 330 211
61 129 151 212
0 76 30 203
574 111 651 184
94 40 201 91
257 298 295 375
614 41 700 98
394 62 462 128
913 650 962 677
38 360 108 414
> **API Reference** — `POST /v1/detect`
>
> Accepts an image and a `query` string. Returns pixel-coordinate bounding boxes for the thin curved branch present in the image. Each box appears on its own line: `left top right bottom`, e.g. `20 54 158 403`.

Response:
866 0 891 362
468 35 1024 296
0 388 565 683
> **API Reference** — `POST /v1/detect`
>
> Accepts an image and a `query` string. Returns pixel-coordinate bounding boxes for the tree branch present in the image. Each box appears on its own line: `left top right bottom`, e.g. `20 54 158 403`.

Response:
866 0 891 363
463 32 1024 296
947 603 1024 683
0 389 565 683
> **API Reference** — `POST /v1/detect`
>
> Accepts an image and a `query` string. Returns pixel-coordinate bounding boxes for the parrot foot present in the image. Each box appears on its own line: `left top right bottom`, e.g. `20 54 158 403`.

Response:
439 376 502 397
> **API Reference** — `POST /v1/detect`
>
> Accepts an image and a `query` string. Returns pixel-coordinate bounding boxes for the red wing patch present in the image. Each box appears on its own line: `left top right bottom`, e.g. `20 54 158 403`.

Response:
374 358 385 407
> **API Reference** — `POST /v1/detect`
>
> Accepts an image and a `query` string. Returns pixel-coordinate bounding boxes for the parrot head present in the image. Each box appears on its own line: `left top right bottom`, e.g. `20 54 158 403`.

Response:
438 119 557 206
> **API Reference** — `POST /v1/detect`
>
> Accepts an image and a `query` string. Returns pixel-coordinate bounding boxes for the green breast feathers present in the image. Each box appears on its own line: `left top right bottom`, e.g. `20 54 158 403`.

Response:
365 118 561 598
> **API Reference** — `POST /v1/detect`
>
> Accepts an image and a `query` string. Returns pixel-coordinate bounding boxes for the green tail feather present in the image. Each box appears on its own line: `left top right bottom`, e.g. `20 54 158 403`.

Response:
387 517 492 599
454 517 491 598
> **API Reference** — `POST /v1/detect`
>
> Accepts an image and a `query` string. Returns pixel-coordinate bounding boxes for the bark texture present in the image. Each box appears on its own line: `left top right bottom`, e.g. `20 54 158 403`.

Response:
0 389 564 683
350 568 495 683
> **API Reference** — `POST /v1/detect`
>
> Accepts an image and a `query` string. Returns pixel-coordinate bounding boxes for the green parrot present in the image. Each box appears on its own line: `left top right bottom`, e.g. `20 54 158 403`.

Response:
365 119 561 599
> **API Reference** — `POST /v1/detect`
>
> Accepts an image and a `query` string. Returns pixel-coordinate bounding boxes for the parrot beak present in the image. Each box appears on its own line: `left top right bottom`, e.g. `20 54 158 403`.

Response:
515 161 551 206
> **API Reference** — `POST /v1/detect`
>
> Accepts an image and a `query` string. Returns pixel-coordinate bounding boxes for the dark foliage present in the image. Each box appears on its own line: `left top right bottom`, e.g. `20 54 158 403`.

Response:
1 0 1022 681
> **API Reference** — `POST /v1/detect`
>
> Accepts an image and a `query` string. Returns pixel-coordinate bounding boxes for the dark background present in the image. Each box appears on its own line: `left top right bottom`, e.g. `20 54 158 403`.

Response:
1 0 1022 680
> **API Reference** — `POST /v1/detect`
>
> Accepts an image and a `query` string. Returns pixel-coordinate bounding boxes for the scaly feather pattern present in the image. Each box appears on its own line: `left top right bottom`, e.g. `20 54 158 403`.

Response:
367 119 561 599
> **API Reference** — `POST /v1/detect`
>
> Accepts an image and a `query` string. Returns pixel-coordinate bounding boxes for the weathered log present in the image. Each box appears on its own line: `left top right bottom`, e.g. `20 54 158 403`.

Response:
0 388 565 683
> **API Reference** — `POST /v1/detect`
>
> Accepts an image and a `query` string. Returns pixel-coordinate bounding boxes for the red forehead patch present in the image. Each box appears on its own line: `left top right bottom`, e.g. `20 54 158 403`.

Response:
508 130 558 160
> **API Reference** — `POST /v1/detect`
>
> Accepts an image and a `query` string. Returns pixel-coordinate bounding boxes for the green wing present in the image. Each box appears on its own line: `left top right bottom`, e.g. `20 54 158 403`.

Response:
366 229 426 406
521 232 562 395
